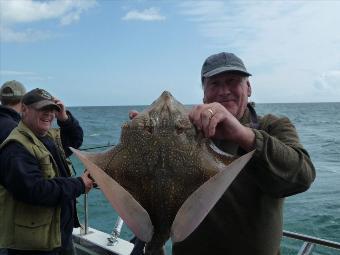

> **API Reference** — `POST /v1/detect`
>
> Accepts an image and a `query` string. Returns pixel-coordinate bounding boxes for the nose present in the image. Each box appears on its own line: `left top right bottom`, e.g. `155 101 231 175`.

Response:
216 83 232 95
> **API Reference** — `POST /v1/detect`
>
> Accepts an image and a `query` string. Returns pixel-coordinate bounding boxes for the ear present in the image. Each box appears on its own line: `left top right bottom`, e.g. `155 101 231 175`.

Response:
202 83 207 103
247 80 252 97
21 104 28 115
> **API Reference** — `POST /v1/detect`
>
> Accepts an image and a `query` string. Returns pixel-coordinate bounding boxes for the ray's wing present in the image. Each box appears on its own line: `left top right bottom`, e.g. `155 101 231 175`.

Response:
70 147 154 242
77 147 116 172
170 149 255 243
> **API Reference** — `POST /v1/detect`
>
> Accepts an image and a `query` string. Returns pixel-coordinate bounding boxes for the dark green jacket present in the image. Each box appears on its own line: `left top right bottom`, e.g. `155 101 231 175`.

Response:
173 107 316 255
0 122 64 250
0 117 84 251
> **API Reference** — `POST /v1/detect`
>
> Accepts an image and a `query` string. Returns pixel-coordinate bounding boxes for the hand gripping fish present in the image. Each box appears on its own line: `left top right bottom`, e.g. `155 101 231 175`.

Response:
71 91 254 255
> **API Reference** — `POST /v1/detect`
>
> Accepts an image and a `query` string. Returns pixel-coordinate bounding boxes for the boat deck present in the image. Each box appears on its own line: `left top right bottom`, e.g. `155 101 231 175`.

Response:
73 226 340 255
73 227 133 255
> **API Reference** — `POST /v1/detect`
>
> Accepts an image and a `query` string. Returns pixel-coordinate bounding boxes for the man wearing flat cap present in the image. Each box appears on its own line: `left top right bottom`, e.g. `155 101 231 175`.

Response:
0 88 94 255
172 52 316 255
0 80 26 144
0 80 27 255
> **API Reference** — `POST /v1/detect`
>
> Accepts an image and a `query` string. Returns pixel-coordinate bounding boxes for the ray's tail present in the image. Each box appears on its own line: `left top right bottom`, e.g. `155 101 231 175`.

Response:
145 243 166 255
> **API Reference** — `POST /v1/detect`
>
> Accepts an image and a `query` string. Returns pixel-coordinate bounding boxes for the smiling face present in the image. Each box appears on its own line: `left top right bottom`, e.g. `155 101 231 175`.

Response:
203 72 251 119
22 105 56 137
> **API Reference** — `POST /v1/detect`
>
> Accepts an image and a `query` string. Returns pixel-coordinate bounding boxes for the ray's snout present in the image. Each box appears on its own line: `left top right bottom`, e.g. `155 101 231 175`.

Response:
160 91 174 106
152 91 175 115
160 90 173 100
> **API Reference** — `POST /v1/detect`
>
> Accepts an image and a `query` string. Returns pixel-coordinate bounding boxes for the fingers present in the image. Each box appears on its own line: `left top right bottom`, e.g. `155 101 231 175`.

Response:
207 111 224 137
84 170 98 188
189 103 221 138
189 105 210 130
53 97 68 121
81 170 95 193
200 108 212 137
129 110 139 120
53 98 65 110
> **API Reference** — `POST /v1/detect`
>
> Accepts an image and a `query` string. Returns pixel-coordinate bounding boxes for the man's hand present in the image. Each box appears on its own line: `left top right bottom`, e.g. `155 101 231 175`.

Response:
188 102 255 151
81 170 94 193
129 110 139 120
53 97 69 121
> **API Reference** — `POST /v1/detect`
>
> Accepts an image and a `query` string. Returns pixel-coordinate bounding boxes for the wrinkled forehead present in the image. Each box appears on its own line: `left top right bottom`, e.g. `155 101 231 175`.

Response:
203 72 248 88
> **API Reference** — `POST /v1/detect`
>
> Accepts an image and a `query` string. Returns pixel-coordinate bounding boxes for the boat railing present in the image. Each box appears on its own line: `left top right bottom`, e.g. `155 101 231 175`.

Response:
283 230 340 255
79 177 340 255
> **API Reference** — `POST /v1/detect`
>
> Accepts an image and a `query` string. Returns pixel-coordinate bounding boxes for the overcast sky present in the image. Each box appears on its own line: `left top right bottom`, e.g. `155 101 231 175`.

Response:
1 0 340 106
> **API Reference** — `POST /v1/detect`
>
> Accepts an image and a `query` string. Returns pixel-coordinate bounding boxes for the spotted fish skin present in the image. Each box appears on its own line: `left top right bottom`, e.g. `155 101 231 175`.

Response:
75 91 247 254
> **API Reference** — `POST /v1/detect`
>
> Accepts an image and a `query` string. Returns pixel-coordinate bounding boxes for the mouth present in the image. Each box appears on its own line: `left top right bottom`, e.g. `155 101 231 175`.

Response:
216 96 236 104
40 118 51 124
219 99 235 104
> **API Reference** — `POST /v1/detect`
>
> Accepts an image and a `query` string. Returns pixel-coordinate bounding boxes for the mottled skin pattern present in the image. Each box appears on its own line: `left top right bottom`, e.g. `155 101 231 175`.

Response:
90 91 235 254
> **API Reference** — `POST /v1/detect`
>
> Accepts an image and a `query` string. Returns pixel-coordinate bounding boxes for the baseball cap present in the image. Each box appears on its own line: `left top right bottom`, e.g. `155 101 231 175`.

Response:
0 80 26 99
22 88 60 111
201 52 251 82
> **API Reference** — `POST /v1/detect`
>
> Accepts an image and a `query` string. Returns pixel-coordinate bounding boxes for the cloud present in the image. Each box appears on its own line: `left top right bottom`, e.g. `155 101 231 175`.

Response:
0 70 37 76
0 70 53 82
122 7 165 21
1 0 97 25
0 26 55 43
314 70 340 90
0 0 97 42
178 1 340 102
179 1 226 21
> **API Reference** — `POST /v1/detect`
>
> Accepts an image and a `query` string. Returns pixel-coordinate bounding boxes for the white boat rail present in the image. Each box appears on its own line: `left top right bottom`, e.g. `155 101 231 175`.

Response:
283 230 340 255
75 183 340 255
73 227 133 255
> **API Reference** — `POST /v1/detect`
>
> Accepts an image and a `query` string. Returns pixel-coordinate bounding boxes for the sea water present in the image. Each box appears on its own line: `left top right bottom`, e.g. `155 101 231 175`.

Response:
69 102 340 255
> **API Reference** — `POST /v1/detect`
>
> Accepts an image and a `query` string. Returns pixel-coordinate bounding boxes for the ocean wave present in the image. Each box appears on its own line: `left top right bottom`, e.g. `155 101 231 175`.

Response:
89 133 100 137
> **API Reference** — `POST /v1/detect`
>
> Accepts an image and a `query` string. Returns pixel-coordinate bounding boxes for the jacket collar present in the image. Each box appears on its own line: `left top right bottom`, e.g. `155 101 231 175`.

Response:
0 105 21 122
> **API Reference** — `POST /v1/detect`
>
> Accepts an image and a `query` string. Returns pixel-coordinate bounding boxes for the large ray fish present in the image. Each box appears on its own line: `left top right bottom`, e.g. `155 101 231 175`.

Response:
71 91 254 254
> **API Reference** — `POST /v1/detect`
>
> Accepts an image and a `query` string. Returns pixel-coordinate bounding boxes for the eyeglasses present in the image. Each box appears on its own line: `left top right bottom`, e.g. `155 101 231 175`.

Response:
26 105 57 113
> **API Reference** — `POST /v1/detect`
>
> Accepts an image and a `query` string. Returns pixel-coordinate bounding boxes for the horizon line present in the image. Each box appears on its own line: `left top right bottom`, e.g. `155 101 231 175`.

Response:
67 101 340 108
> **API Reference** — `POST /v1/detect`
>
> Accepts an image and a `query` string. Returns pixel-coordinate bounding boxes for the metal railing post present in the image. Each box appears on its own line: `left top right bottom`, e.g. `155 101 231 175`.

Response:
297 242 315 255
283 230 340 251
84 193 89 234
80 193 90 236
107 216 124 246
